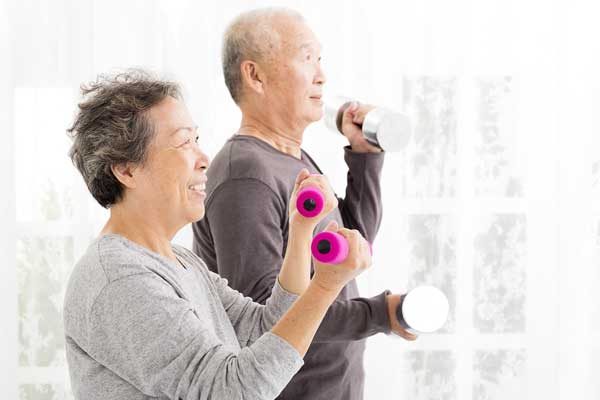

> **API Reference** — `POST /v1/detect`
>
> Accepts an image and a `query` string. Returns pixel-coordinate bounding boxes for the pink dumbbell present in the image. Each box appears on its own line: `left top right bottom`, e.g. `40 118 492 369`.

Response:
296 186 324 218
311 231 373 264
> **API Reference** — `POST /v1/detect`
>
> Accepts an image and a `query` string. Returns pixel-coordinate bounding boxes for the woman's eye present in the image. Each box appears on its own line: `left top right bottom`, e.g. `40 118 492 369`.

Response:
194 135 199 143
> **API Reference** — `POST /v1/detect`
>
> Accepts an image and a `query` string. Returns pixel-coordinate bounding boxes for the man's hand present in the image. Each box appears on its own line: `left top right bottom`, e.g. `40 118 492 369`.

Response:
340 102 382 153
386 294 418 341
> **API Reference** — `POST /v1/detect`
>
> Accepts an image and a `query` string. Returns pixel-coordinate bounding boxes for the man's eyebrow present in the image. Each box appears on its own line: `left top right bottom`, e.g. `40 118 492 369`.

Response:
170 126 198 136
298 42 321 51
299 42 311 50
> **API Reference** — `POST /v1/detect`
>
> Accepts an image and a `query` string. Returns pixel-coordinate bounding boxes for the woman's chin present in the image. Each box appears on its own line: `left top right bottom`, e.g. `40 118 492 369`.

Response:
183 205 206 224
190 210 206 223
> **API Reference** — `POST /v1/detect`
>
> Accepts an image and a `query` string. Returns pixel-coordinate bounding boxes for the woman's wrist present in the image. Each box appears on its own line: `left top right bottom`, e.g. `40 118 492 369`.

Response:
306 279 342 304
289 217 315 231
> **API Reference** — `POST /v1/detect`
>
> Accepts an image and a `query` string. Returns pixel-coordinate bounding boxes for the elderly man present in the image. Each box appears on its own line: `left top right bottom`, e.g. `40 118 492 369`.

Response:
193 7 416 400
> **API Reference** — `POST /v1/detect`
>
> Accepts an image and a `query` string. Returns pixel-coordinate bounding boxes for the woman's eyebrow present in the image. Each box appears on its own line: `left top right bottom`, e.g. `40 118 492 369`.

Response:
170 125 198 136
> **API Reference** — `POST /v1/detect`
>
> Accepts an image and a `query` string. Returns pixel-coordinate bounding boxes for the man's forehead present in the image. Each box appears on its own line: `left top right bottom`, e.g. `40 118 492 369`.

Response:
276 18 320 49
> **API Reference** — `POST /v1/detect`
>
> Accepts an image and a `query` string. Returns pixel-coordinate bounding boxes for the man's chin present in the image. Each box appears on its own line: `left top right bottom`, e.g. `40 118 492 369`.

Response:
310 109 324 123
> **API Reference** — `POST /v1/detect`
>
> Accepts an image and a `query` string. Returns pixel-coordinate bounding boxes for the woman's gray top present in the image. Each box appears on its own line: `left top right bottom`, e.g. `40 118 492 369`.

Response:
63 234 303 399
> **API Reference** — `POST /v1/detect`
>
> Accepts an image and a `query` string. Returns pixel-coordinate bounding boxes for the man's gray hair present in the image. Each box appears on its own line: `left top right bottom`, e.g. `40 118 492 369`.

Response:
222 7 304 104
67 69 182 208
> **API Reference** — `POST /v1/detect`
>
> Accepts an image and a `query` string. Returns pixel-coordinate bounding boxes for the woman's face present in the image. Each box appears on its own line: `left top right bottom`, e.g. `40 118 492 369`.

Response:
133 96 210 229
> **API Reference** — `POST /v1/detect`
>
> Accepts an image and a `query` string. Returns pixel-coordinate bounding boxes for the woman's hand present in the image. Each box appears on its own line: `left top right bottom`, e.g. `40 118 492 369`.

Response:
277 169 338 296
288 168 338 231
311 221 372 294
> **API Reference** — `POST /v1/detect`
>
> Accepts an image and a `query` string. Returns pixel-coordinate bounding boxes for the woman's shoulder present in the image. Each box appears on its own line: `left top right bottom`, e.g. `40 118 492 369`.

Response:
95 234 164 281
66 235 157 297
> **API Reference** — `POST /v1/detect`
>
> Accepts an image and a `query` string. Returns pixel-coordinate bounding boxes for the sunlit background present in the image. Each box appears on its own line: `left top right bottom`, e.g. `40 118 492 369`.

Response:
1 0 599 398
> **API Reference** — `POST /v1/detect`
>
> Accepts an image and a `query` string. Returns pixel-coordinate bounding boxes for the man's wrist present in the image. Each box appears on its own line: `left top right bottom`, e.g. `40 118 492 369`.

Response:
347 143 383 154
352 146 383 154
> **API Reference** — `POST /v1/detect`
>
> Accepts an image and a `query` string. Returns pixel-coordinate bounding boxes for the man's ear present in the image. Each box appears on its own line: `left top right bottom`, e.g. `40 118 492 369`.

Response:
111 163 138 189
240 60 266 96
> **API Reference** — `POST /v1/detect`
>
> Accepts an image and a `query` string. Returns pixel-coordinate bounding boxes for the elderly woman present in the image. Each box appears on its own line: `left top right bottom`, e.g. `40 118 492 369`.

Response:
62 70 372 400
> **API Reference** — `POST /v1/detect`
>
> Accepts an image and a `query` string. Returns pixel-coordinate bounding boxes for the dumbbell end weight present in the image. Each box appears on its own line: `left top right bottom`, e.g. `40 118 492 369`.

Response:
296 186 325 218
396 286 449 335
311 231 349 264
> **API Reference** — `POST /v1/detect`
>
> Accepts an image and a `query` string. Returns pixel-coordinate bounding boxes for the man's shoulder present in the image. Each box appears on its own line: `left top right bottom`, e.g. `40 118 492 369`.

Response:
208 135 298 197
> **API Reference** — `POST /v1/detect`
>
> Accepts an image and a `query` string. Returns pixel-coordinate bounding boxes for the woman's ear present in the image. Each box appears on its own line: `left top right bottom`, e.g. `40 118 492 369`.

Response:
110 163 138 189
240 60 266 96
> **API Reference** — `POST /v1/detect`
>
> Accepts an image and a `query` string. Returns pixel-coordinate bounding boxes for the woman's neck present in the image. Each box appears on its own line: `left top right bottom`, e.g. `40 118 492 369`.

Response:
101 203 177 261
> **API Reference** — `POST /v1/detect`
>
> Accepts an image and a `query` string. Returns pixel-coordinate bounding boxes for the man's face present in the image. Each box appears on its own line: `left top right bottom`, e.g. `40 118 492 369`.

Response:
134 96 210 227
262 18 326 127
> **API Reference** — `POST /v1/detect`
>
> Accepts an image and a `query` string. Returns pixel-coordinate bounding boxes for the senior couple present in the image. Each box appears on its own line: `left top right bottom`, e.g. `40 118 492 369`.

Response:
63 7 415 400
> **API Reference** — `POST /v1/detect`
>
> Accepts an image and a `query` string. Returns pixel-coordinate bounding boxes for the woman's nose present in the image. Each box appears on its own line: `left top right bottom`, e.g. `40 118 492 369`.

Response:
195 148 210 170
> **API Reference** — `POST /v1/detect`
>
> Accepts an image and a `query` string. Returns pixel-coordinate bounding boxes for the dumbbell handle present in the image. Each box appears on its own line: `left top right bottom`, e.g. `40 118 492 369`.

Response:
311 231 372 264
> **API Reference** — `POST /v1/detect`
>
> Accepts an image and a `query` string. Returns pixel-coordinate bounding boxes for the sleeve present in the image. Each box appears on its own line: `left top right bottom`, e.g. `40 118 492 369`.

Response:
198 178 287 305
88 273 303 400
196 178 392 342
313 290 392 342
205 267 300 347
337 146 385 243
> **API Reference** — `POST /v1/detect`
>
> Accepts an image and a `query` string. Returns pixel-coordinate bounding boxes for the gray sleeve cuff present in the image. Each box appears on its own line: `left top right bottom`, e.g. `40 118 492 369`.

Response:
252 332 304 392
374 289 393 334
264 278 300 320
343 145 385 170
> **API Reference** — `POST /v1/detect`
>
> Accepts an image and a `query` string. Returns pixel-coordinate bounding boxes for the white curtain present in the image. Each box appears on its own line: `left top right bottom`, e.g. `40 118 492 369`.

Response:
1 0 598 398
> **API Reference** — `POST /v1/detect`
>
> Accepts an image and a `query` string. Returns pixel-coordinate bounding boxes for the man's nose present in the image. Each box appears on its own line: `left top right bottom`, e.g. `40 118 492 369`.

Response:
315 64 326 85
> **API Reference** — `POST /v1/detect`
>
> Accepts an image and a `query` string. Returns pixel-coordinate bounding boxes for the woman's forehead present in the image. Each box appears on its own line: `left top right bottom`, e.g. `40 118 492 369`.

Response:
149 97 195 138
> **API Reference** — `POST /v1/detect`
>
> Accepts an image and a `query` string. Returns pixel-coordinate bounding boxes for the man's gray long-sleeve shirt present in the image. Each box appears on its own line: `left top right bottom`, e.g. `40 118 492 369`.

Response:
193 135 391 400
63 234 303 400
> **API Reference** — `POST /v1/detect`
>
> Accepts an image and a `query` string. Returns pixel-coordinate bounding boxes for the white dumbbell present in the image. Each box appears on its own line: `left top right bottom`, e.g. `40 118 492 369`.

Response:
396 285 449 335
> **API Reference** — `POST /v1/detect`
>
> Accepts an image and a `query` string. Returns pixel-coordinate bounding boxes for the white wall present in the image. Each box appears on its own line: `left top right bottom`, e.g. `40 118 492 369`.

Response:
1 0 599 398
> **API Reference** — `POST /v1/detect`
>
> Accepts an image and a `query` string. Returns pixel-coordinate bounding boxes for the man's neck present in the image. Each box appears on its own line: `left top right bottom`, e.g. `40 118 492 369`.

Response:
238 113 305 159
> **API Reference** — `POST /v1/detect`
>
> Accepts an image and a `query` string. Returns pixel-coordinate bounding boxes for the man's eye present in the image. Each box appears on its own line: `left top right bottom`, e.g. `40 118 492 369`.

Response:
195 135 200 143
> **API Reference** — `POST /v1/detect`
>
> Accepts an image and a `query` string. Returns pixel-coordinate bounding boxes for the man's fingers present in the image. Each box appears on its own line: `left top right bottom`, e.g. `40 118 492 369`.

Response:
399 330 418 341
342 102 359 124
406 333 418 341
352 104 375 125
